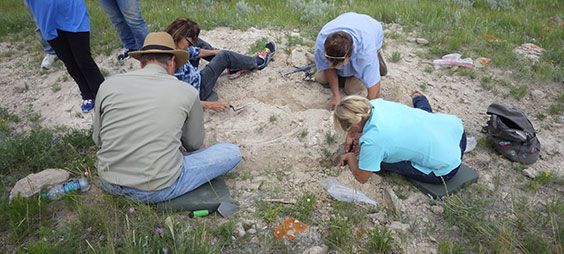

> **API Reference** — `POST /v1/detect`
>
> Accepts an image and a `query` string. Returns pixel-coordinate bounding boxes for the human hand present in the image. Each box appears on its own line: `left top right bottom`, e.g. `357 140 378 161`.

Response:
327 96 340 111
339 152 355 167
345 131 360 153
209 101 229 112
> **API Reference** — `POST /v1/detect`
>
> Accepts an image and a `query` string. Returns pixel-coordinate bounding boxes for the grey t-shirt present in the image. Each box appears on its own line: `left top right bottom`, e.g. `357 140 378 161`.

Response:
93 64 204 191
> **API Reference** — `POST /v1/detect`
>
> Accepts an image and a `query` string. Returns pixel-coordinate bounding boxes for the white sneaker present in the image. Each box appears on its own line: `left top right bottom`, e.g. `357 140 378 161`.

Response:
117 48 132 61
41 54 58 70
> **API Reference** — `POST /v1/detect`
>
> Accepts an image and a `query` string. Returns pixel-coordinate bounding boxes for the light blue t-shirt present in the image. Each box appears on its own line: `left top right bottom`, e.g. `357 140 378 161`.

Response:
314 12 383 88
358 99 464 176
28 0 90 41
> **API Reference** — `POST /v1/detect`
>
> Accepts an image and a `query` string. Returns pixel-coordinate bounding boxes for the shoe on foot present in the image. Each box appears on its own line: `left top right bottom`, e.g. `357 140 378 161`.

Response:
378 49 387 77
117 48 135 61
81 99 94 113
257 42 276 70
41 54 58 70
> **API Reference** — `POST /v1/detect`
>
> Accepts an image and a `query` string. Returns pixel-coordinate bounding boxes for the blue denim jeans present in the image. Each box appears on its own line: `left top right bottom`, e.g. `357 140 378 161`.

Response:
23 0 55 55
379 95 467 184
99 143 242 204
97 0 149 50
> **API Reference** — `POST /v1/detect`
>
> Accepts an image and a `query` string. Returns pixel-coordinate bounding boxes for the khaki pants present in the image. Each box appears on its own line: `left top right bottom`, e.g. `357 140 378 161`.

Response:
314 71 365 95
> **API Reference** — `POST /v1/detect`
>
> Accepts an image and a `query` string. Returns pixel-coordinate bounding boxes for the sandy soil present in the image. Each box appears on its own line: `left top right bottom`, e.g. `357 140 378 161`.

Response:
1 25 563 253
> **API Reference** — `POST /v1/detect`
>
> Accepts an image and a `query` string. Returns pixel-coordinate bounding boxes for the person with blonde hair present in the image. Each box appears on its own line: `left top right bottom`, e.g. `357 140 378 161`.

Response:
314 12 387 110
164 17 275 112
334 93 466 184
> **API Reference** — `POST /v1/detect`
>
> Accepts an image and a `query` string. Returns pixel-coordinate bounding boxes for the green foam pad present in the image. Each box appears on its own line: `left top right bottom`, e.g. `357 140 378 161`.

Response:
408 164 478 199
204 91 219 102
155 177 232 212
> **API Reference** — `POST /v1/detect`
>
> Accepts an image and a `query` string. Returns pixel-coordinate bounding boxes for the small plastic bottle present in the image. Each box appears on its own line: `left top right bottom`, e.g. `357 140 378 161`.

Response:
42 178 90 200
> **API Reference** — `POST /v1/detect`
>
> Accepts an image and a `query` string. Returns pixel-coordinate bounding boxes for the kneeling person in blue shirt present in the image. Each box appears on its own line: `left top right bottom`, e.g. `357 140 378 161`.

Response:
334 93 467 184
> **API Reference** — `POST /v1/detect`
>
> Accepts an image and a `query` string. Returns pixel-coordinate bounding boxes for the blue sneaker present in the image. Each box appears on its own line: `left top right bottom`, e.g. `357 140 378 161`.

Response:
81 99 94 113
257 42 276 70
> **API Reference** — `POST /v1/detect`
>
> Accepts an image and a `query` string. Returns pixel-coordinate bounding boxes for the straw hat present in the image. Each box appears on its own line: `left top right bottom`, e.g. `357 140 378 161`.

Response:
129 32 189 69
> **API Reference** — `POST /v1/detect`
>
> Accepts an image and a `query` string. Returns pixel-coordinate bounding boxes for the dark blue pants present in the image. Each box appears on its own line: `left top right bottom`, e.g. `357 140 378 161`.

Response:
199 50 257 100
379 95 467 184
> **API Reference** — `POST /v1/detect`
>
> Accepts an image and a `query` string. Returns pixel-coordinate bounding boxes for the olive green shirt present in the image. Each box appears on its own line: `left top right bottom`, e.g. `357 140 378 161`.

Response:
93 64 204 191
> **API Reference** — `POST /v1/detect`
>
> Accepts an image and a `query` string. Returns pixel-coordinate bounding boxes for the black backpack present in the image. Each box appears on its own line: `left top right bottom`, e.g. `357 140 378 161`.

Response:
483 103 541 164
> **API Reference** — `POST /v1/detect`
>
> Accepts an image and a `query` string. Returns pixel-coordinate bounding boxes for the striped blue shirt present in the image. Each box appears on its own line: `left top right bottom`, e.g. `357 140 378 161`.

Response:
174 47 202 93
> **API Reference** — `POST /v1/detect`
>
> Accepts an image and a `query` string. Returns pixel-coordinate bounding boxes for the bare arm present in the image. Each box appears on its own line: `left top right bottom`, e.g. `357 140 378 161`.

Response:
325 68 340 110
339 152 371 184
92 100 102 146
181 99 205 152
367 81 381 100
199 49 220 58
200 100 229 112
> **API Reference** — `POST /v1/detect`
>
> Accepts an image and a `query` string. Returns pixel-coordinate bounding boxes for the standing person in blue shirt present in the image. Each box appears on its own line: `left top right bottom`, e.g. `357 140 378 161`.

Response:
22 0 58 70
314 12 388 110
97 0 149 61
334 93 467 184
165 18 275 112
28 0 105 113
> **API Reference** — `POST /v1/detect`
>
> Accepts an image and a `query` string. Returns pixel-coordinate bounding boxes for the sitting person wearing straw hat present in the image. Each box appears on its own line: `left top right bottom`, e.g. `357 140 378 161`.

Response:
93 32 241 204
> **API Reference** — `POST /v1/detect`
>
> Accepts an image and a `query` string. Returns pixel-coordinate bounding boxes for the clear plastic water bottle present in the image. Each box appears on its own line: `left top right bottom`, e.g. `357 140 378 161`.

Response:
41 178 90 200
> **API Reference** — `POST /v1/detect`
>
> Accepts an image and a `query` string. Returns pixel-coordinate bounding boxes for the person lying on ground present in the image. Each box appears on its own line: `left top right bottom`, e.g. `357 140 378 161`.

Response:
166 18 217 68
314 12 387 110
334 93 467 184
164 17 275 112
93 32 242 204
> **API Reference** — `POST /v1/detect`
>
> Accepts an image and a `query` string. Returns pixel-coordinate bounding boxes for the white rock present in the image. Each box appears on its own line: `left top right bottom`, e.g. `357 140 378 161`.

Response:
289 46 312 68
248 228 256 234
384 187 405 214
368 212 386 223
234 222 246 238
430 205 444 215
416 38 429 45
530 90 545 100
303 245 328 254
389 221 411 233
523 168 539 178
9 168 70 200
501 192 509 200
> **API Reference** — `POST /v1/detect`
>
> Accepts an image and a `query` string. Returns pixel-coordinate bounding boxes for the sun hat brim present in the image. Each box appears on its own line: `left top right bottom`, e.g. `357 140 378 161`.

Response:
129 48 189 69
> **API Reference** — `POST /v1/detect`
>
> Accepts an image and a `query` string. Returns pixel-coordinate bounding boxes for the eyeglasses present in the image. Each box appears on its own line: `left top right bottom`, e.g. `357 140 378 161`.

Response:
185 37 193 46
324 48 350 60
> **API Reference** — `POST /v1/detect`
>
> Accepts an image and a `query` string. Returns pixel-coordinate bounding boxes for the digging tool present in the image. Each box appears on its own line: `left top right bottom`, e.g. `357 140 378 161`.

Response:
216 201 240 217
229 104 249 112
279 65 313 79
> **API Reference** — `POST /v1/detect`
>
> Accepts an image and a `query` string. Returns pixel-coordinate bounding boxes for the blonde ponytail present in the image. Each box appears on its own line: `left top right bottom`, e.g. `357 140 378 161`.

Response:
333 95 372 131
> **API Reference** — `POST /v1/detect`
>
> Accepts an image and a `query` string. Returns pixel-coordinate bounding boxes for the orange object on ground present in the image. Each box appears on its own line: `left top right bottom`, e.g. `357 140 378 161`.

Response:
273 217 309 240
485 34 502 42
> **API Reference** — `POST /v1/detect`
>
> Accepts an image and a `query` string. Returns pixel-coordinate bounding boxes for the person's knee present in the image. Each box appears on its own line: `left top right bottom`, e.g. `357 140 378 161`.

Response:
314 70 327 84
217 142 242 163
344 77 365 95
215 50 228 58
